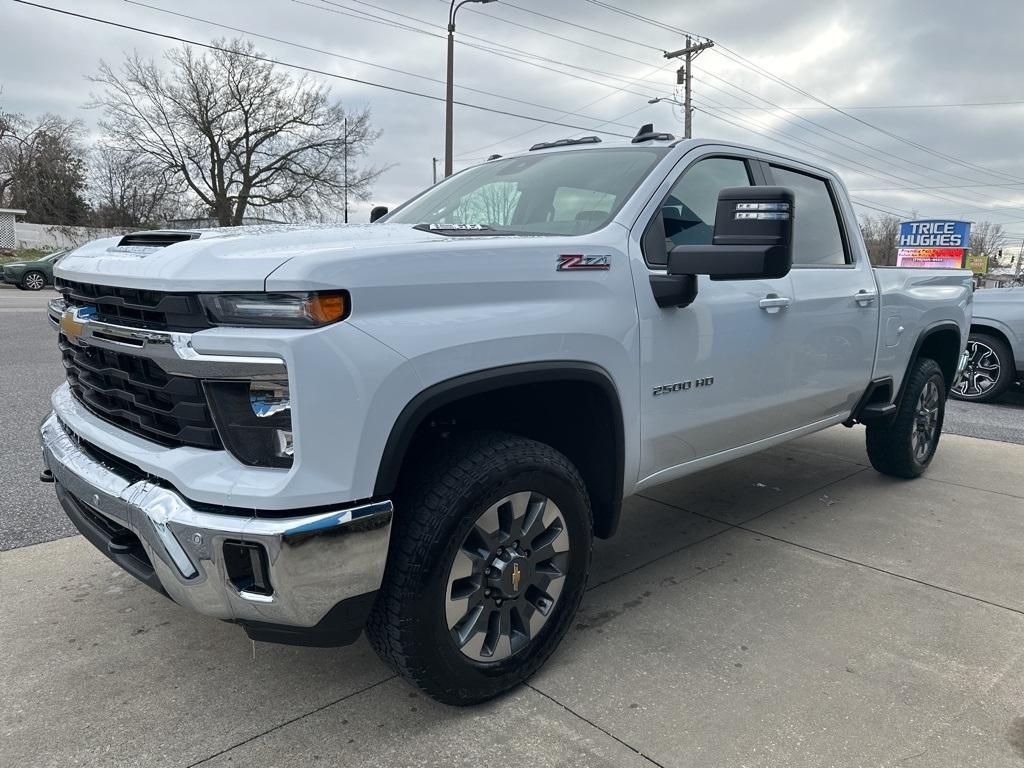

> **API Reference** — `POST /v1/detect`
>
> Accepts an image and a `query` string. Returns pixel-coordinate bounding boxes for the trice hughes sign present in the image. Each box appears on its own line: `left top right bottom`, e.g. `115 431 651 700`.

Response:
896 219 971 269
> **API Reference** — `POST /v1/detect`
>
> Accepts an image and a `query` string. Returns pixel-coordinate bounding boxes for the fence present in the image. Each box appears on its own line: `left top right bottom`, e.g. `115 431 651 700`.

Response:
14 222 132 251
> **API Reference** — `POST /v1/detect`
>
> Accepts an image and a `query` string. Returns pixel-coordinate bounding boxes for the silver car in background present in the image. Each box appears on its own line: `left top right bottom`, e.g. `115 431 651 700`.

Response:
952 287 1024 402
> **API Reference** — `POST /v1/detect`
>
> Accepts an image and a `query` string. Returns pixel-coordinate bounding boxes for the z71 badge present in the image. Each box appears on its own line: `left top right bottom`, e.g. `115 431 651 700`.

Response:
557 254 611 271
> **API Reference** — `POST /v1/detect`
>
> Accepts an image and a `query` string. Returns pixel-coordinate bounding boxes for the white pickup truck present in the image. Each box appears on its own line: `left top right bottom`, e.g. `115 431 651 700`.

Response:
41 130 972 704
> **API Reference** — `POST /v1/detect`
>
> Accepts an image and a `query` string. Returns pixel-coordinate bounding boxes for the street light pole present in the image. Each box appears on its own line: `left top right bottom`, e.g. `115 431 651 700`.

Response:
445 0 496 178
648 96 686 131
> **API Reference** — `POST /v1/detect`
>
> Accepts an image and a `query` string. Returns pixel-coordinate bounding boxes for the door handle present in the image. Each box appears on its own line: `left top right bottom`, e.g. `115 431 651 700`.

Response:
759 294 791 313
855 289 877 307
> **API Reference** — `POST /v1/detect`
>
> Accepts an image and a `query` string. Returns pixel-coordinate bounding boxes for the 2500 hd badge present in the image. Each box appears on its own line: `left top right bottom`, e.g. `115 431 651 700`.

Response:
653 377 715 396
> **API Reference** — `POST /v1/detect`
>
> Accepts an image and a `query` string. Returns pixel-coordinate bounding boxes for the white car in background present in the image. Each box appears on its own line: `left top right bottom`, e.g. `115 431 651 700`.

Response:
952 286 1024 402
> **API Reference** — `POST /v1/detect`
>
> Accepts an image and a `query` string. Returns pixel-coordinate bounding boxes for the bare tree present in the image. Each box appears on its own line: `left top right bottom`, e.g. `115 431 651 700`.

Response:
0 108 25 204
859 212 902 266
88 145 183 227
969 221 1008 266
89 38 384 226
453 181 521 226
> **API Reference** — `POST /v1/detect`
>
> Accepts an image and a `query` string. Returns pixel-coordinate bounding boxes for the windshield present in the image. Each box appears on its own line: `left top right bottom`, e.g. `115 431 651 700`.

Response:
387 148 668 236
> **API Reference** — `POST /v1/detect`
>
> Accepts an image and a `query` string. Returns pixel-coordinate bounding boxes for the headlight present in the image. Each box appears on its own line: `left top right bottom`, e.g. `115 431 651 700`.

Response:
205 380 294 468
199 291 349 328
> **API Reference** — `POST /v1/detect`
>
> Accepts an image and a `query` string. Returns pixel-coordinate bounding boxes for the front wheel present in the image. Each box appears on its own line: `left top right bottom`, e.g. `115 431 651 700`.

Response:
21 270 46 291
866 357 946 478
366 431 592 705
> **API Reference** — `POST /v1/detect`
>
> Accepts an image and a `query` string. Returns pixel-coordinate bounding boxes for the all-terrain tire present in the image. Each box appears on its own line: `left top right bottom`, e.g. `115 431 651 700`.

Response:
866 357 946 478
366 431 592 705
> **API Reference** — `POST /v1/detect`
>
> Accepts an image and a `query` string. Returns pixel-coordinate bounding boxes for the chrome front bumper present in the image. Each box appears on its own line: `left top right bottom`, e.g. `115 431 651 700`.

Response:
40 412 392 631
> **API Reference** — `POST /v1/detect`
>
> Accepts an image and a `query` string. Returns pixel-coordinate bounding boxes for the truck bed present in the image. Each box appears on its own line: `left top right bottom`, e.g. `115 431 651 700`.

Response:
872 267 973 395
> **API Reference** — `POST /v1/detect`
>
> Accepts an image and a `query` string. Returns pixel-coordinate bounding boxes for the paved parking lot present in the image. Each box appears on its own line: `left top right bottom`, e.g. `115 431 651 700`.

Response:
3 285 1024 767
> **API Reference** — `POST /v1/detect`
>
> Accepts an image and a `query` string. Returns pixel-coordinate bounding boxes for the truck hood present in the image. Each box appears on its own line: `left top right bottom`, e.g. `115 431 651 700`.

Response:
54 224 448 291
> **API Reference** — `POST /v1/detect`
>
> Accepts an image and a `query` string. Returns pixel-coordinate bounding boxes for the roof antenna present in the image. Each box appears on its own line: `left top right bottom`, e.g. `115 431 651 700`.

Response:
635 123 654 140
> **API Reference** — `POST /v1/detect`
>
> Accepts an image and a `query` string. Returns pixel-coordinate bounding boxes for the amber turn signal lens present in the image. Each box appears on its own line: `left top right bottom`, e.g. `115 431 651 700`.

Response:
306 292 348 324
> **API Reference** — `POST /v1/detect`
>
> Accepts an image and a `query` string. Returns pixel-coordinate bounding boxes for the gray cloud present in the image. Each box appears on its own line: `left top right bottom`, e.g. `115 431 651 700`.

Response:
2 0 1022 237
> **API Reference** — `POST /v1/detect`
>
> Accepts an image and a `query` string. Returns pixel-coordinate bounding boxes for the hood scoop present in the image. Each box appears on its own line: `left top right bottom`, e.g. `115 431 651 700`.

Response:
109 231 201 256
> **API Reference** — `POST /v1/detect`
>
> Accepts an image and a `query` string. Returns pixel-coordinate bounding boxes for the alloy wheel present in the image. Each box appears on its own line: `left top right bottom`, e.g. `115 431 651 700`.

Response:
953 340 1001 399
444 491 570 663
912 379 941 463
24 272 45 290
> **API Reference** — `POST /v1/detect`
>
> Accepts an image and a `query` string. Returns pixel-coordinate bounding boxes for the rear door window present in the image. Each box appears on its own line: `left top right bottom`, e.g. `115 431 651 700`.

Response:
769 165 849 266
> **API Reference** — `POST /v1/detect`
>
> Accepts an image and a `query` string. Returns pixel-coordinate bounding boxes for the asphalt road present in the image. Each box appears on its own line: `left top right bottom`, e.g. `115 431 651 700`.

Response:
2 282 1022 551
0 286 75 550
947 386 1024 444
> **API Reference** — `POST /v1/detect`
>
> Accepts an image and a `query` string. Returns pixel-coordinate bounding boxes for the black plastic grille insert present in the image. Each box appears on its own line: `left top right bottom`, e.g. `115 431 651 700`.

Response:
55 278 214 332
60 337 221 450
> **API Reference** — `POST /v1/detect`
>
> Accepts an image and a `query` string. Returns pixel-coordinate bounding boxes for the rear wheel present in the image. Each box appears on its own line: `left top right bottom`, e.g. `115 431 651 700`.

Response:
21 270 46 291
951 333 1013 403
866 357 946 478
366 431 592 705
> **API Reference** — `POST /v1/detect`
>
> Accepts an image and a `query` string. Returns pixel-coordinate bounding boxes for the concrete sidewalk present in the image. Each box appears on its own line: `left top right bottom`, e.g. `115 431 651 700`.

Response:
3 427 1024 767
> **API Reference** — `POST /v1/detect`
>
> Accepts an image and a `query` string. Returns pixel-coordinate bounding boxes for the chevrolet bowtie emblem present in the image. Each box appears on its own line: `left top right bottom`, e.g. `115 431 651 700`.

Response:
511 562 522 593
59 309 86 344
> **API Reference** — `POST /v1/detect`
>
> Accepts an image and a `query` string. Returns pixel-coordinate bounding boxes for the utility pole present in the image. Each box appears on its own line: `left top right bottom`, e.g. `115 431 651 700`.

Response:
664 36 714 139
433 157 438 185
343 117 349 224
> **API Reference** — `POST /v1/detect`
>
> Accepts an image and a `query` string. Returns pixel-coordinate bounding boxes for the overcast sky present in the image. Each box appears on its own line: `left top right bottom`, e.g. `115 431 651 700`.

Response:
3 0 1023 242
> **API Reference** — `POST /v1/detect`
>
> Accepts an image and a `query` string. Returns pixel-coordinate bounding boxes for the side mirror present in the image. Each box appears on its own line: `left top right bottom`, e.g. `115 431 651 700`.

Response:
369 205 389 223
668 186 794 281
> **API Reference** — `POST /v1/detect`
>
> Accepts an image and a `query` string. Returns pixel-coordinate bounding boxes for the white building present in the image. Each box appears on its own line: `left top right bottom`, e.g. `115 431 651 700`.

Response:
0 208 27 250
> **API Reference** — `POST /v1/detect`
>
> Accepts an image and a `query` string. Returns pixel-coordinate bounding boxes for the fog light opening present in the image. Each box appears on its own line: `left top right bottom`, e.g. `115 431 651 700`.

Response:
223 541 273 597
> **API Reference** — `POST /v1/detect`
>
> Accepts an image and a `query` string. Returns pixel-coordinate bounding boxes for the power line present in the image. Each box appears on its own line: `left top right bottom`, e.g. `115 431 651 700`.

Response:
447 0 1024 200
579 0 707 43
697 97 1024 221
691 70 1024 217
455 60 677 159
693 68 1018 195
690 87 1023 213
124 1 643 132
478 0 663 54
853 181 1024 192
423 0 656 69
300 0 666 98
697 103 1024 224
11 1 636 139
568 0 1023 186
692 97 941 201
849 198 917 218
722 99 1024 111
690 103 975 220
708 44 1024 186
